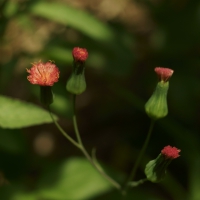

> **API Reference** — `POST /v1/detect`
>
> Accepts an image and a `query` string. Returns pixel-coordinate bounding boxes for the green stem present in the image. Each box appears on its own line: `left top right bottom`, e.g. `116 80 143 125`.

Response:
48 106 81 149
72 95 83 146
72 95 121 190
123 119 155 194
128 178 148 187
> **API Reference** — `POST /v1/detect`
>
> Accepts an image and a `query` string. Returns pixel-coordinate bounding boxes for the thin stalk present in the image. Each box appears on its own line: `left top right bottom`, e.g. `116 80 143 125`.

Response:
72 95 83 146
72 95 121 190
48 106 81 149
128 178 148 187
123 119 155 194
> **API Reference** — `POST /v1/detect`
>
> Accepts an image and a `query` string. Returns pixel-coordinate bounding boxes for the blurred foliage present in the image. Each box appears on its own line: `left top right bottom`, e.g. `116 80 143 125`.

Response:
0 0 200 199
0 95 57 128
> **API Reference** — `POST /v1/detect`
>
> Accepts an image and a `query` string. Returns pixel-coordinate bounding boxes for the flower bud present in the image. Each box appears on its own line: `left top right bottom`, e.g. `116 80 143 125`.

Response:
66 47 88 95
145 67 174 120
145 145 180 183
145 81 169 120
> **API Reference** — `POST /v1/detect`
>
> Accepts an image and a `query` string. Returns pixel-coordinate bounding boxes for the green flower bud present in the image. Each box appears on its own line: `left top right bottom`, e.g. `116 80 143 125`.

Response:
66 71 86 95
145 145 180 183
40 86 54 106
145 67 174 120
145 81 169 120
66 47 88 95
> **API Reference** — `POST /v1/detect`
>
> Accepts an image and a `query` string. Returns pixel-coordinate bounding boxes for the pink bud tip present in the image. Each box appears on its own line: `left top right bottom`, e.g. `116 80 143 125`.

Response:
155 67 174 82
27 61 60 86
161 145 181 159
72 47 88 62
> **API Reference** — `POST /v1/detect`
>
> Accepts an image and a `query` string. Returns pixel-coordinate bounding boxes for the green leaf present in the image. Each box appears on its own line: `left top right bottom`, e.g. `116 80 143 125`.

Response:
37 157 112 199
0 95 56 129
29 2 114 42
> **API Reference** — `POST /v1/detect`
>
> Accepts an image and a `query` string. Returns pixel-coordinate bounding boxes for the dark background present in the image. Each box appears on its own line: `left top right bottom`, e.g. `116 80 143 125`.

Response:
0 0 200 199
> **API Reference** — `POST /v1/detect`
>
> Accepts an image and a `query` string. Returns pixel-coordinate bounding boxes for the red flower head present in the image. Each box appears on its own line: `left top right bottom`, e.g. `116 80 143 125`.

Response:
72 47 88 62
161 145 181 159
155 67 174 82
27 61 60 86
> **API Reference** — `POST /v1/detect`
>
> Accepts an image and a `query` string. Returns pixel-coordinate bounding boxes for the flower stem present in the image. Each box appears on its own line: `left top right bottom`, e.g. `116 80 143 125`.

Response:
128 178 148 187
122 119 155 194
72 94 121 190
48 106 81 149
72 95 83 146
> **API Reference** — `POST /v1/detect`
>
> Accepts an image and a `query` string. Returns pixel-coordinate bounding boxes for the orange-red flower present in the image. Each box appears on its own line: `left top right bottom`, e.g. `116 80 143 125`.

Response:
72 47 88 62
155 67 174 82
161 145 181 159
27 61 60 86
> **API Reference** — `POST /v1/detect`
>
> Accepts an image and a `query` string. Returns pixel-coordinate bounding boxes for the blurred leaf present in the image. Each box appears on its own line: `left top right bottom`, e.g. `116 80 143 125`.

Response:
188 160 200 200
3 0 18 17
0 95 56 128
7 191 37 200
43 46 72 63
0 184 37 200
37 157 112 199
1 157 113 199
29 2 114 42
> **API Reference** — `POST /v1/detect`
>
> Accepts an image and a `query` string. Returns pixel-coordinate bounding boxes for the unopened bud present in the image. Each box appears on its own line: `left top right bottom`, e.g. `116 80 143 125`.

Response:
145 67 174 120
145 145 180 183
66 47 88 95
145 81 169 120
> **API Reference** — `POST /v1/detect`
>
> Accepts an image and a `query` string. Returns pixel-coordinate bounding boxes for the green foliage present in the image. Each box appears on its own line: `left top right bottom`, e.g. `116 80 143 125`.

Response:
29 2 115 42
0 95 56 128
0 157 112 200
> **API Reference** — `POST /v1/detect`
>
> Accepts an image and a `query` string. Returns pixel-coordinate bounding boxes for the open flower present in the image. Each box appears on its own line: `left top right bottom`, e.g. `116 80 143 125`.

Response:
27 61 60 86
155 67 174 82
161 145 181 159
72 47 88 63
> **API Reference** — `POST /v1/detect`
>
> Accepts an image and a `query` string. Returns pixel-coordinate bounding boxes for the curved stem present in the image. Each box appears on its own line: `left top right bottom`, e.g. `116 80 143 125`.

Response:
72 95 121 190
123 119 155 194
48 106 81 149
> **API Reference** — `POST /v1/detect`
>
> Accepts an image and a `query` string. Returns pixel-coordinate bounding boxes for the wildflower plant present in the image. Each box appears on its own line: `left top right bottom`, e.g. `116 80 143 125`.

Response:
26 47 181 197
